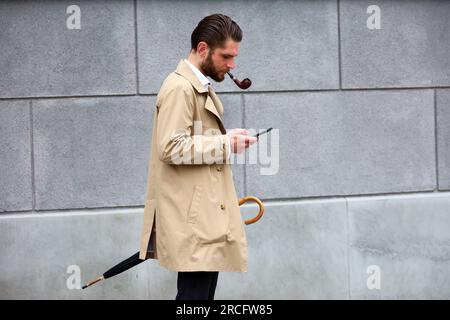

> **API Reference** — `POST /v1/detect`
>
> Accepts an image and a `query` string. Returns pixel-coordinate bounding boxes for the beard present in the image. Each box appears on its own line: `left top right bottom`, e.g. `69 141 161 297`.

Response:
200 51 225 82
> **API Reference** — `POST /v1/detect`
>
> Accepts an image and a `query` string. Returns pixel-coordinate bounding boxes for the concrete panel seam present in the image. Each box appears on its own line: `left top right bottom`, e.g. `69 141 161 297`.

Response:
30 100 35 210
220 87 442 95
0 94 138 101
260 191 450 205
0 207 143 220
341 85 450 91
435 89 440 190
337 0 342 90
256 190 438 202
134 0 140 94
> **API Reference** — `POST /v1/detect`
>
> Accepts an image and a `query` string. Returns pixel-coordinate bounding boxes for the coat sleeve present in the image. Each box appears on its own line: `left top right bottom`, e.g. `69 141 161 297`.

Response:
156 84 231 165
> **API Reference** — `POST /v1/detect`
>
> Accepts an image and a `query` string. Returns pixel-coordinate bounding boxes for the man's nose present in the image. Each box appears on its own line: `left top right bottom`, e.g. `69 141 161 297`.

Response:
227 59 236 69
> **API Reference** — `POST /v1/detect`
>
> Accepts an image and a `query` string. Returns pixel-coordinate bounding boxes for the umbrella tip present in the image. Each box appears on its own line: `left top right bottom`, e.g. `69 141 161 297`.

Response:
81 276 104 289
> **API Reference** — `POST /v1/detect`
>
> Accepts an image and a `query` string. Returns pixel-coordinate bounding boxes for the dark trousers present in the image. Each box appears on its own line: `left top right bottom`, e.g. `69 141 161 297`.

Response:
176 271 219 300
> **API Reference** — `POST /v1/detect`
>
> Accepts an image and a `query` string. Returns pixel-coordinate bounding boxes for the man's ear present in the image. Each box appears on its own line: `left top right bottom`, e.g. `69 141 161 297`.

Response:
197 41 209 59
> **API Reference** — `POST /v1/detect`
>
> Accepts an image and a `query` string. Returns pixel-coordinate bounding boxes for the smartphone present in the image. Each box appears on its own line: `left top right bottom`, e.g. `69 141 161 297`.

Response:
252 127 273 138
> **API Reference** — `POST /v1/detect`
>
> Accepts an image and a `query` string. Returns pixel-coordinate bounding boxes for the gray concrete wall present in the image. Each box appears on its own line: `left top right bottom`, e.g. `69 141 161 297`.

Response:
1 0 449 299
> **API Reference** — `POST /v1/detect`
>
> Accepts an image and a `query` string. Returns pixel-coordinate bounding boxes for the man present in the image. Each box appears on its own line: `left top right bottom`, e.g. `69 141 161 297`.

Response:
139 13 257 300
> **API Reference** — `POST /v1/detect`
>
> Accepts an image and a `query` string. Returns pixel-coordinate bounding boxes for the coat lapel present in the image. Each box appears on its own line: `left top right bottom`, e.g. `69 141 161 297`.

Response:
206 87 226 134
174 59 227 134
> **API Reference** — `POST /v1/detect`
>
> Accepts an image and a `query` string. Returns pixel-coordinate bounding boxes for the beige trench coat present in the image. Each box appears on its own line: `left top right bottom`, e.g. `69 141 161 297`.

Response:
138 59 248 272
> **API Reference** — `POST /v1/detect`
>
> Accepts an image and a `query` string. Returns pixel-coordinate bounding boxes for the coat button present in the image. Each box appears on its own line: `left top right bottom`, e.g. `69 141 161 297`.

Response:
216 166 222 172
220 204 226 210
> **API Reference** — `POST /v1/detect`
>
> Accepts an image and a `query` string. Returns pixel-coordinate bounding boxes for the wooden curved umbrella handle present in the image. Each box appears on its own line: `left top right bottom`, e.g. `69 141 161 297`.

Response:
238 196 264 225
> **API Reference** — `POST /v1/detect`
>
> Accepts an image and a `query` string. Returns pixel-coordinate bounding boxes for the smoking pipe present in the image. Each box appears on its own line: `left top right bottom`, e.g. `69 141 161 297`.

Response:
227 71 252 90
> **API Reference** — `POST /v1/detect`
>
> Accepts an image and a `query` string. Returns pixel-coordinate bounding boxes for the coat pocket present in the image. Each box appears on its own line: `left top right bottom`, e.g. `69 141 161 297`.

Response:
187 185 229 245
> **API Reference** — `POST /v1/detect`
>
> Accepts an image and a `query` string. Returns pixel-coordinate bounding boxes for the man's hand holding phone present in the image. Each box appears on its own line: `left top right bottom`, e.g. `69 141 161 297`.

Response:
226 128 258 154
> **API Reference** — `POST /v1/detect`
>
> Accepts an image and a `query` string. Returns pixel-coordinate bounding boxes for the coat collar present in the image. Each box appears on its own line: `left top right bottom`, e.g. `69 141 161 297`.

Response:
183 59 211 89
175 59 208 94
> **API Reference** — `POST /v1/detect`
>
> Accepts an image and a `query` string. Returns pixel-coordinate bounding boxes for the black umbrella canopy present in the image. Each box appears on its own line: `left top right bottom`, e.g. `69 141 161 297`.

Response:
82 252 144 289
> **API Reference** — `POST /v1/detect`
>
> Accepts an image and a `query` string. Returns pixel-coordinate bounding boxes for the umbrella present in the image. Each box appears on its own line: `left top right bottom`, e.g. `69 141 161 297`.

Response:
82 196 264 289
